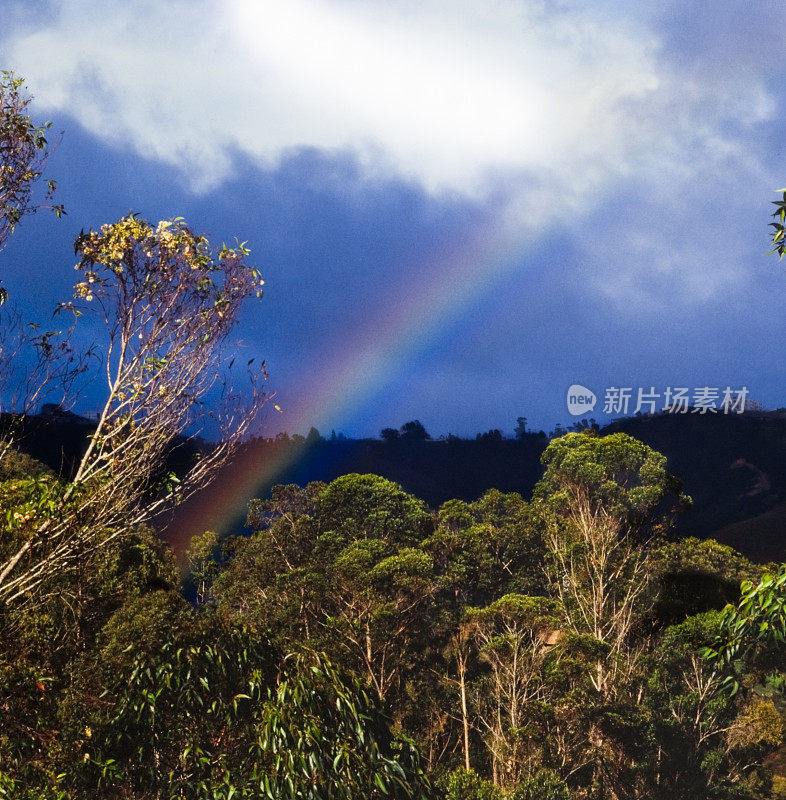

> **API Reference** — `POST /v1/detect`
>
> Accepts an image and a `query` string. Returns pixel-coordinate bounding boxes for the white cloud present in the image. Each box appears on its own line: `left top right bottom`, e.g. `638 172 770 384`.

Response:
1 0 712 194
3 0 781 307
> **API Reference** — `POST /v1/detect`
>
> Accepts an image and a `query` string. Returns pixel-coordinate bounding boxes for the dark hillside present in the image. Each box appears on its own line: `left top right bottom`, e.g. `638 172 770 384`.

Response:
604 412 786 560
2 409 204 483
246 435 549 509
9 409 786 561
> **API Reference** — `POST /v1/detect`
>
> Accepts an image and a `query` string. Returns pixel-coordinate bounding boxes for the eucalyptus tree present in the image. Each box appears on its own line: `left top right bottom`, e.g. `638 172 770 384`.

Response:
534 432 687 698
218 475 437 707
534 432 687 798
0 71 63 259
0 215 268 606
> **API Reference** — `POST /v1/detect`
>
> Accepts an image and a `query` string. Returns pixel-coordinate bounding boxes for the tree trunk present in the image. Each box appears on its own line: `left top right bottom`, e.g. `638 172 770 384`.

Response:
458 653 470 772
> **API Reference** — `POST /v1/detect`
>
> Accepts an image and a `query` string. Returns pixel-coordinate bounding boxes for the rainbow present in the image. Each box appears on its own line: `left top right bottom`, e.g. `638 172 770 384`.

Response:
164 209 532 557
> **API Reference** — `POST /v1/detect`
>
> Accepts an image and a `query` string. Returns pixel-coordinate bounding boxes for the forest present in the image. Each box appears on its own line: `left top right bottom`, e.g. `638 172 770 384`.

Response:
1 69 786 800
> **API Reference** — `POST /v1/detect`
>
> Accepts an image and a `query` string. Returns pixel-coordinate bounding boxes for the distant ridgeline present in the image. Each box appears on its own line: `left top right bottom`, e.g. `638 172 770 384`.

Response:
8 408 786 562
1 406 204 485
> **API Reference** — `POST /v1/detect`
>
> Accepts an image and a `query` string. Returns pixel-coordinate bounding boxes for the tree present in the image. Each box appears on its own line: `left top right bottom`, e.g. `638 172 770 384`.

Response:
430 490 545 606
650 537 763 625
259 652 432 800
511 770 571 800
439 767 502 800
218 475 436 706
476 430 503 442
646 612 781 800
305 426 323 445
400 420 430 441
412 490 546 774
0 516 180 796
0 71 63 261
534 432 688 798
185 530 221 607
768 188 786 259
445 624 474 773
0 71 75 443
567 418 598 434
72 611 277 799
706 565 786 695
0 215 267 606
467 594 561 791
514 417 528 440
535 433 687 697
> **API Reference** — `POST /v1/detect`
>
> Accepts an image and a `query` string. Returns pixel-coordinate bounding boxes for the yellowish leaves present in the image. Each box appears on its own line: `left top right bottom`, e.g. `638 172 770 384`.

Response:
726 698 784 752
74 282 93 301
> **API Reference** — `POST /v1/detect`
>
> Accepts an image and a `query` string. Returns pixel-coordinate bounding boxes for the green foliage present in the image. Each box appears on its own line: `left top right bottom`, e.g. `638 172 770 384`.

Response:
465 595 563 791
316 473 432 545
186 530 221 606
3 421 783 799
1 526 178 668
259 652 432 800
651 538 763 625
467 593 560 634
535 432 687 536
0 770 71 800
706 564 786 694
652 537 763 586
535 433 679 711
0 526 180 795
0 71 63 256
0 469 67 560
726 697 783 751
83 624 276 799
438 768 501 800
0 447 50 481
647 612 731 743
218 475 438 708
0 450 180 793
94 589 194 665
769 189 786 258
0 656 60 791
645 612 781 799
509 770 570 800
429 489 544 603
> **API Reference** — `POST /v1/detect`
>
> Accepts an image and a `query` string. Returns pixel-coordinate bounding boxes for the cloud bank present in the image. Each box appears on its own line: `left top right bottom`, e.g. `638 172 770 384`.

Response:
4 0 774 201
4 0 784 319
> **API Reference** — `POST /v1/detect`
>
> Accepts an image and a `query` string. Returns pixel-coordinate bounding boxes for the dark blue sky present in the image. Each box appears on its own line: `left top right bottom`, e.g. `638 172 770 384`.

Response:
3 0 786 438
